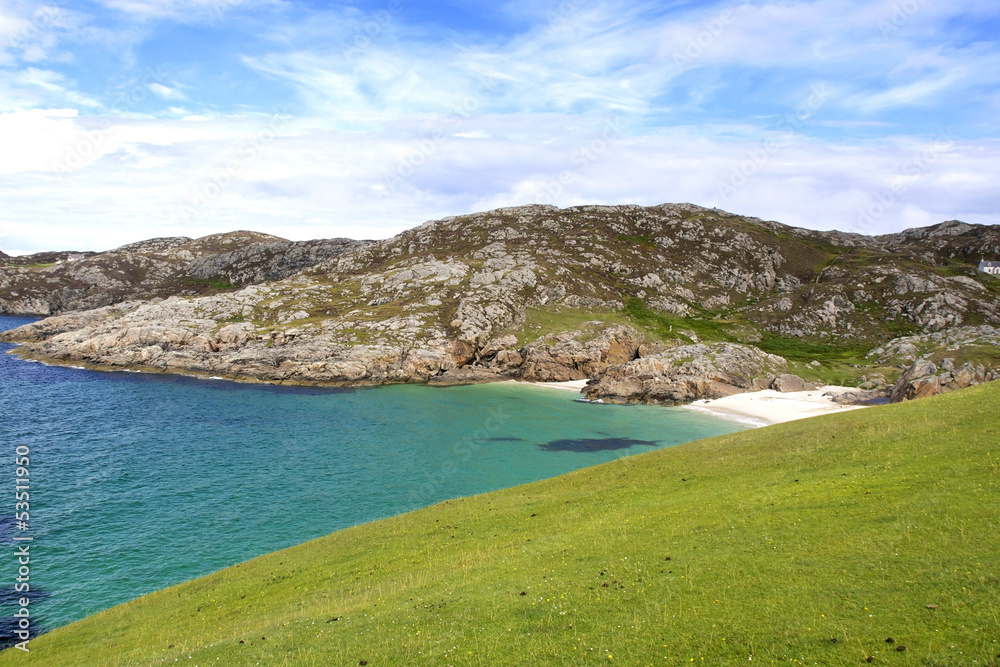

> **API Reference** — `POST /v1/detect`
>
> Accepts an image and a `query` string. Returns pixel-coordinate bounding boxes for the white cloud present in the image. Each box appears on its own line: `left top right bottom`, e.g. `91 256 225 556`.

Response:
849 72 964 112
0 4 96 65
0 107 80 173
236 0 1000 134
147 82 186 100
0 66 105 112
16 67 101 106
240 3 685 122
1 110 998 255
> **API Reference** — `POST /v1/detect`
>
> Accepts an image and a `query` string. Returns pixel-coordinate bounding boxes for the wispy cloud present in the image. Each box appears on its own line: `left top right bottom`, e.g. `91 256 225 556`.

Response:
234 0 1000 135
1 0 999 253
147 81 186 100
95 0 283 23
0 67 102 110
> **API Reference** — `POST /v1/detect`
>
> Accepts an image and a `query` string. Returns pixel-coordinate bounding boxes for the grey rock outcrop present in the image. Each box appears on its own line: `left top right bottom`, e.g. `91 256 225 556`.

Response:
512 326 641 382
770 374 818 393
0 232 367 316
584 343 789 405
868 326 1000 364
890 357 997 403
428 367 505 386
187 238 367 286
826 388 890 405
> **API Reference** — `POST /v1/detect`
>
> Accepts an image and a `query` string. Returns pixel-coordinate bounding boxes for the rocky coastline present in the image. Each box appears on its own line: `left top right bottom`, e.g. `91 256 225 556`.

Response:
4 203 1000 408
0 310 897 407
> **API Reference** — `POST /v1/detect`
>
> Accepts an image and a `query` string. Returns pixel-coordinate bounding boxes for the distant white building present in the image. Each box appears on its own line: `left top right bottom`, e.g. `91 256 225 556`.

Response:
979 260 1000 275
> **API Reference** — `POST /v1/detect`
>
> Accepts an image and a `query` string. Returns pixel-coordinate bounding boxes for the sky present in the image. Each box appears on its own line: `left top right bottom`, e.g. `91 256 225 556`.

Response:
0 0 998 254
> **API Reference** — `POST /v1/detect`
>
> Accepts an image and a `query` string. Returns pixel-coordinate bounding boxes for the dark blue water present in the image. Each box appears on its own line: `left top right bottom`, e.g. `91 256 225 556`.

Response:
0 315 744 632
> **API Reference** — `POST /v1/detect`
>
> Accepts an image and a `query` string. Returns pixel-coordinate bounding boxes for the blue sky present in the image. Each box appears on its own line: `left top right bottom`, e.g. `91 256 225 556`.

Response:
1 0 999 253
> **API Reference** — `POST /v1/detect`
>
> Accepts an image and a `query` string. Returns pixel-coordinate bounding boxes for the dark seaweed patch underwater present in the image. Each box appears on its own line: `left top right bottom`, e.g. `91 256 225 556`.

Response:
538 438 659 452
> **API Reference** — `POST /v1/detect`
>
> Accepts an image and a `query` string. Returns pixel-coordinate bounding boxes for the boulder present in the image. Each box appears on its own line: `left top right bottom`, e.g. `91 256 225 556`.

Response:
953 364 976 388
479 335 518 358
517 352 589 382
770 374 817 393
428 367 506 386
447 339 477 366
910 358 938 379
891 358 997 403
827 388 889 405
910 377 943 399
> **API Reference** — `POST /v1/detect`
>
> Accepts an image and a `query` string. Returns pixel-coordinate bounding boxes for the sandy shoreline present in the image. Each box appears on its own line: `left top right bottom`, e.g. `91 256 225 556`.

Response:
683 386 868 426
518 379 868 427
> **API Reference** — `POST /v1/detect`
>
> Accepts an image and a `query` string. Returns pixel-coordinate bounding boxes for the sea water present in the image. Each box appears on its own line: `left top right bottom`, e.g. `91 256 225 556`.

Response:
0 315 745 633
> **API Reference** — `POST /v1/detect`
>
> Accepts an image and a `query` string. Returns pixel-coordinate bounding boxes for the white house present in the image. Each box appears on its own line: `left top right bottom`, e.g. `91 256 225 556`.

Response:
979 260 1000 275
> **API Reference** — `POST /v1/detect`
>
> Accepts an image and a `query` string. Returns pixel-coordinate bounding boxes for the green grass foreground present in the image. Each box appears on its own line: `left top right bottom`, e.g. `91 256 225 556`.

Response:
6 386 1000 666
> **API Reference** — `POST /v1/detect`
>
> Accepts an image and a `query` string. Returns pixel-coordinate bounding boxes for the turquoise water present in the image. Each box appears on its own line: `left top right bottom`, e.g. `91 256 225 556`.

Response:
0 315 745 634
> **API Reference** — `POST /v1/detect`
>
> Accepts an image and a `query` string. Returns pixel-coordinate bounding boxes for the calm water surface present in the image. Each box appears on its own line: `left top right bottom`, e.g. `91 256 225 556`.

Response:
0 315 744 632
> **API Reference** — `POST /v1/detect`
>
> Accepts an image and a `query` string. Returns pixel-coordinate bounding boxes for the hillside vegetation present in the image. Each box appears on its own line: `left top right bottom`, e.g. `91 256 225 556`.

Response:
6 382 997 666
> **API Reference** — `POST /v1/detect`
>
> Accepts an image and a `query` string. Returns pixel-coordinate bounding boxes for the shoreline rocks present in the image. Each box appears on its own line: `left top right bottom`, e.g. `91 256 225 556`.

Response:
1 308 827 407
583 343 790 405
890 357 997 403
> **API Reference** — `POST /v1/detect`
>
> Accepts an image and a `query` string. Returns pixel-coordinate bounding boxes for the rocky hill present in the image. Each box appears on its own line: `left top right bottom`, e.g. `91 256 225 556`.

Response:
3 249 99 267
0 232 366 315
3 204 1000 405
876 220 1000 262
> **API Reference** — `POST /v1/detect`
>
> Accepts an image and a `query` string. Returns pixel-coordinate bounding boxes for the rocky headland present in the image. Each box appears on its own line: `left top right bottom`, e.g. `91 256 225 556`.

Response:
3 203 1000 406
0 232 367 315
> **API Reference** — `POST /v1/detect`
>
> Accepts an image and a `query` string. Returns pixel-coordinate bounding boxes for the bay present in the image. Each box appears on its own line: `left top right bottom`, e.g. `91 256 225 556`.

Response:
0 315 744 632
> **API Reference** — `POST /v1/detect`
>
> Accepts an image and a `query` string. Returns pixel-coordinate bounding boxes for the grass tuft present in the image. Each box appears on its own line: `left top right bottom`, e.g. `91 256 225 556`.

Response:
755 332 869 364
623 297 736 344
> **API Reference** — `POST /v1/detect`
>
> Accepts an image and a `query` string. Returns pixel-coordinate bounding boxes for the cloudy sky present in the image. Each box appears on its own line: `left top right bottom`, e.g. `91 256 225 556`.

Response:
0 0 998 254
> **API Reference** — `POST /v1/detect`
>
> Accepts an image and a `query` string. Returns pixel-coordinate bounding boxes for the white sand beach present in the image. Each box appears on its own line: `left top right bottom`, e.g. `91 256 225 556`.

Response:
683 386 868 427
514 380 868 427
516 379 591 392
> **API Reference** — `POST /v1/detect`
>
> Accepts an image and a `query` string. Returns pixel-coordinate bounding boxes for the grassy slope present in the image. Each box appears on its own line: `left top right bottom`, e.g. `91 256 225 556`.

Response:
6 386 999 666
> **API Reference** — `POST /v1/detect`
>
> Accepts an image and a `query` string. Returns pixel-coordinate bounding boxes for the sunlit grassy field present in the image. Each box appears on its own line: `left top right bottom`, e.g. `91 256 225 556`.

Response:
5 383 998 666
